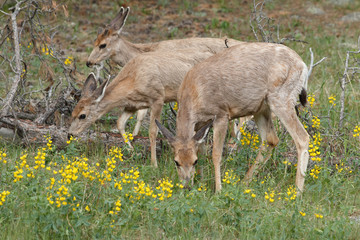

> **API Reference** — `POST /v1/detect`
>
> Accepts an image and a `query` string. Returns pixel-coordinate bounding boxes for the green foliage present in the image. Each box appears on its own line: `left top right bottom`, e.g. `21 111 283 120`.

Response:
1 92 360 239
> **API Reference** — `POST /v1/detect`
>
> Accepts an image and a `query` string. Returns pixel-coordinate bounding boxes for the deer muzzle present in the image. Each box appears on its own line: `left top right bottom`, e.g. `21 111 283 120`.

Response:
86 61 93 68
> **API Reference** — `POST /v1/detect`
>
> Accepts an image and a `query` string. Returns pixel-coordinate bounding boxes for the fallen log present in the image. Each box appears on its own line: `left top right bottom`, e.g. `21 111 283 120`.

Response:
0 117 157 150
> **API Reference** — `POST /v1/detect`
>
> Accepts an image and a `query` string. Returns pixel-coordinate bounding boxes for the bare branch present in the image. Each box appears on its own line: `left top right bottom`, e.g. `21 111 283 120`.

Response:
0 1 26 117
307 48 327 85
339 48 360 128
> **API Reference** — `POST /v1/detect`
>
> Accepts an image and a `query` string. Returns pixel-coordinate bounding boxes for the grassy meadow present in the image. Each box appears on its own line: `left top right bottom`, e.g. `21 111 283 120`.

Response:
1 0 360 239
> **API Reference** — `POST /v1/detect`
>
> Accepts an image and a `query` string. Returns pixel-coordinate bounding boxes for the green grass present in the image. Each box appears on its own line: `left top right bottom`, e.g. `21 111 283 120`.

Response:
0 124 359 239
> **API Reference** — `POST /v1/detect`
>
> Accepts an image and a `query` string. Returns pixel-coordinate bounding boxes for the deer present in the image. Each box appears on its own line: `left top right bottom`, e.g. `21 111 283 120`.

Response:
85 6 243 146
69 48 219 167
156 42 310 194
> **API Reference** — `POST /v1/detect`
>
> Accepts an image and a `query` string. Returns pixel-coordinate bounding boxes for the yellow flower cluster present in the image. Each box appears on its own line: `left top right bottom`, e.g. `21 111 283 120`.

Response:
309 133 322 162
34 148 46 170
309 165 321 179
315 213 324 219
45 135 53 150
0 191 10 206
27 42 32 49
284 185 297 202
66 135 77 144
335 160 352 174
134 180 155 199
21 68 26 78
156 178 174 200
109 199 122 215
64 56 73 65
299 211 306 217
282 160 292 166
54 185 71 208
239 127 260 149
260 175 270 184
98 157 117 184
120 168 140 184
122 132 134 143
222 169 240 186
328 95 336 106
0 151 7 164
114 179 122 190
353 125 360 137
13 153 29 183
59 162 80 184
243 189 256 198
311 116 320 129
42 45 54 56
197 184 207 192
173 102 178 111
307 94 315 108
264 189 276 203
109 146 123 162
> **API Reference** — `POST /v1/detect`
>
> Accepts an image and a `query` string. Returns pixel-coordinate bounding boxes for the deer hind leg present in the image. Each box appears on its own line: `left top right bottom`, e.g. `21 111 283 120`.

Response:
212 116 229 192
133 109 148 136
117 110 135 149
269 101 309 194
149 101 164 168
244 107 279 183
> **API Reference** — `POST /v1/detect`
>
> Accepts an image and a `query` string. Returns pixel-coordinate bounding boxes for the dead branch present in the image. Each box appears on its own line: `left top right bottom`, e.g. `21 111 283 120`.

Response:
250 0 307 45
0 116 157 149
339 48 360 128
0 1 26 117
306 47 327 85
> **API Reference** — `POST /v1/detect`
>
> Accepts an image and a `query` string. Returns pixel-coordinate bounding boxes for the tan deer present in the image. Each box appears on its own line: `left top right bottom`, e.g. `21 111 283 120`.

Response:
156 42 310 193
69 48 220 167
85 7 242 146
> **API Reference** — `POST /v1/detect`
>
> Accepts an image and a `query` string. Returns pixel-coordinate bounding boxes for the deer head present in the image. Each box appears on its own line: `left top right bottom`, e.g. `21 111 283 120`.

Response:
68 73 110 135
86 7 130 67
156 120 213 185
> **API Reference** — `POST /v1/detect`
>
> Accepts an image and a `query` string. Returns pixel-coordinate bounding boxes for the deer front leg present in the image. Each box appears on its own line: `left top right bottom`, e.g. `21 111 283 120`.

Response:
117 110 135 149
149 102 163 167
212 117 229 192
132 109 148 136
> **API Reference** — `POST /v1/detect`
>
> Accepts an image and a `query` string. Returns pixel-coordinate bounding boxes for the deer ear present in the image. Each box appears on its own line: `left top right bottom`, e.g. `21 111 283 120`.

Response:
82 73 97 97
110 7 130 34
94 76 110 103
156 120 175 144
192 119 214 144
97 27 104 35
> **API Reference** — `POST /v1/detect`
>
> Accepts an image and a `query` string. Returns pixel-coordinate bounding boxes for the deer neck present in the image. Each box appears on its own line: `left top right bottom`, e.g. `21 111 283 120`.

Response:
98 75 149 114
176 101 196 141
111 37 158 66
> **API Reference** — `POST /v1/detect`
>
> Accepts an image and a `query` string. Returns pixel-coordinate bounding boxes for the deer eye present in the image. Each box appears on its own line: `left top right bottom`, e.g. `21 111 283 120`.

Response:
193 160 198 166
99 44 107 49
174 160 180 167
79 114 86 120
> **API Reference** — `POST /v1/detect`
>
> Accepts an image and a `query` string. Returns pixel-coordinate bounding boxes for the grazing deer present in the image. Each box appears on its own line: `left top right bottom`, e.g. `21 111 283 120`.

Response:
85 7 242 145
156 43 310 193
69 48 217 167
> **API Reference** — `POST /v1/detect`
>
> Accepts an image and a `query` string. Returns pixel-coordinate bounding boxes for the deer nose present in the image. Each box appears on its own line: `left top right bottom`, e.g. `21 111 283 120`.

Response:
86 61 93 68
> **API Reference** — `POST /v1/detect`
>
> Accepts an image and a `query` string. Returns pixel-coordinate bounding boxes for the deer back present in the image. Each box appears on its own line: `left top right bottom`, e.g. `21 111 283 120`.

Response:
87 7 243 67
178 42 307 125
